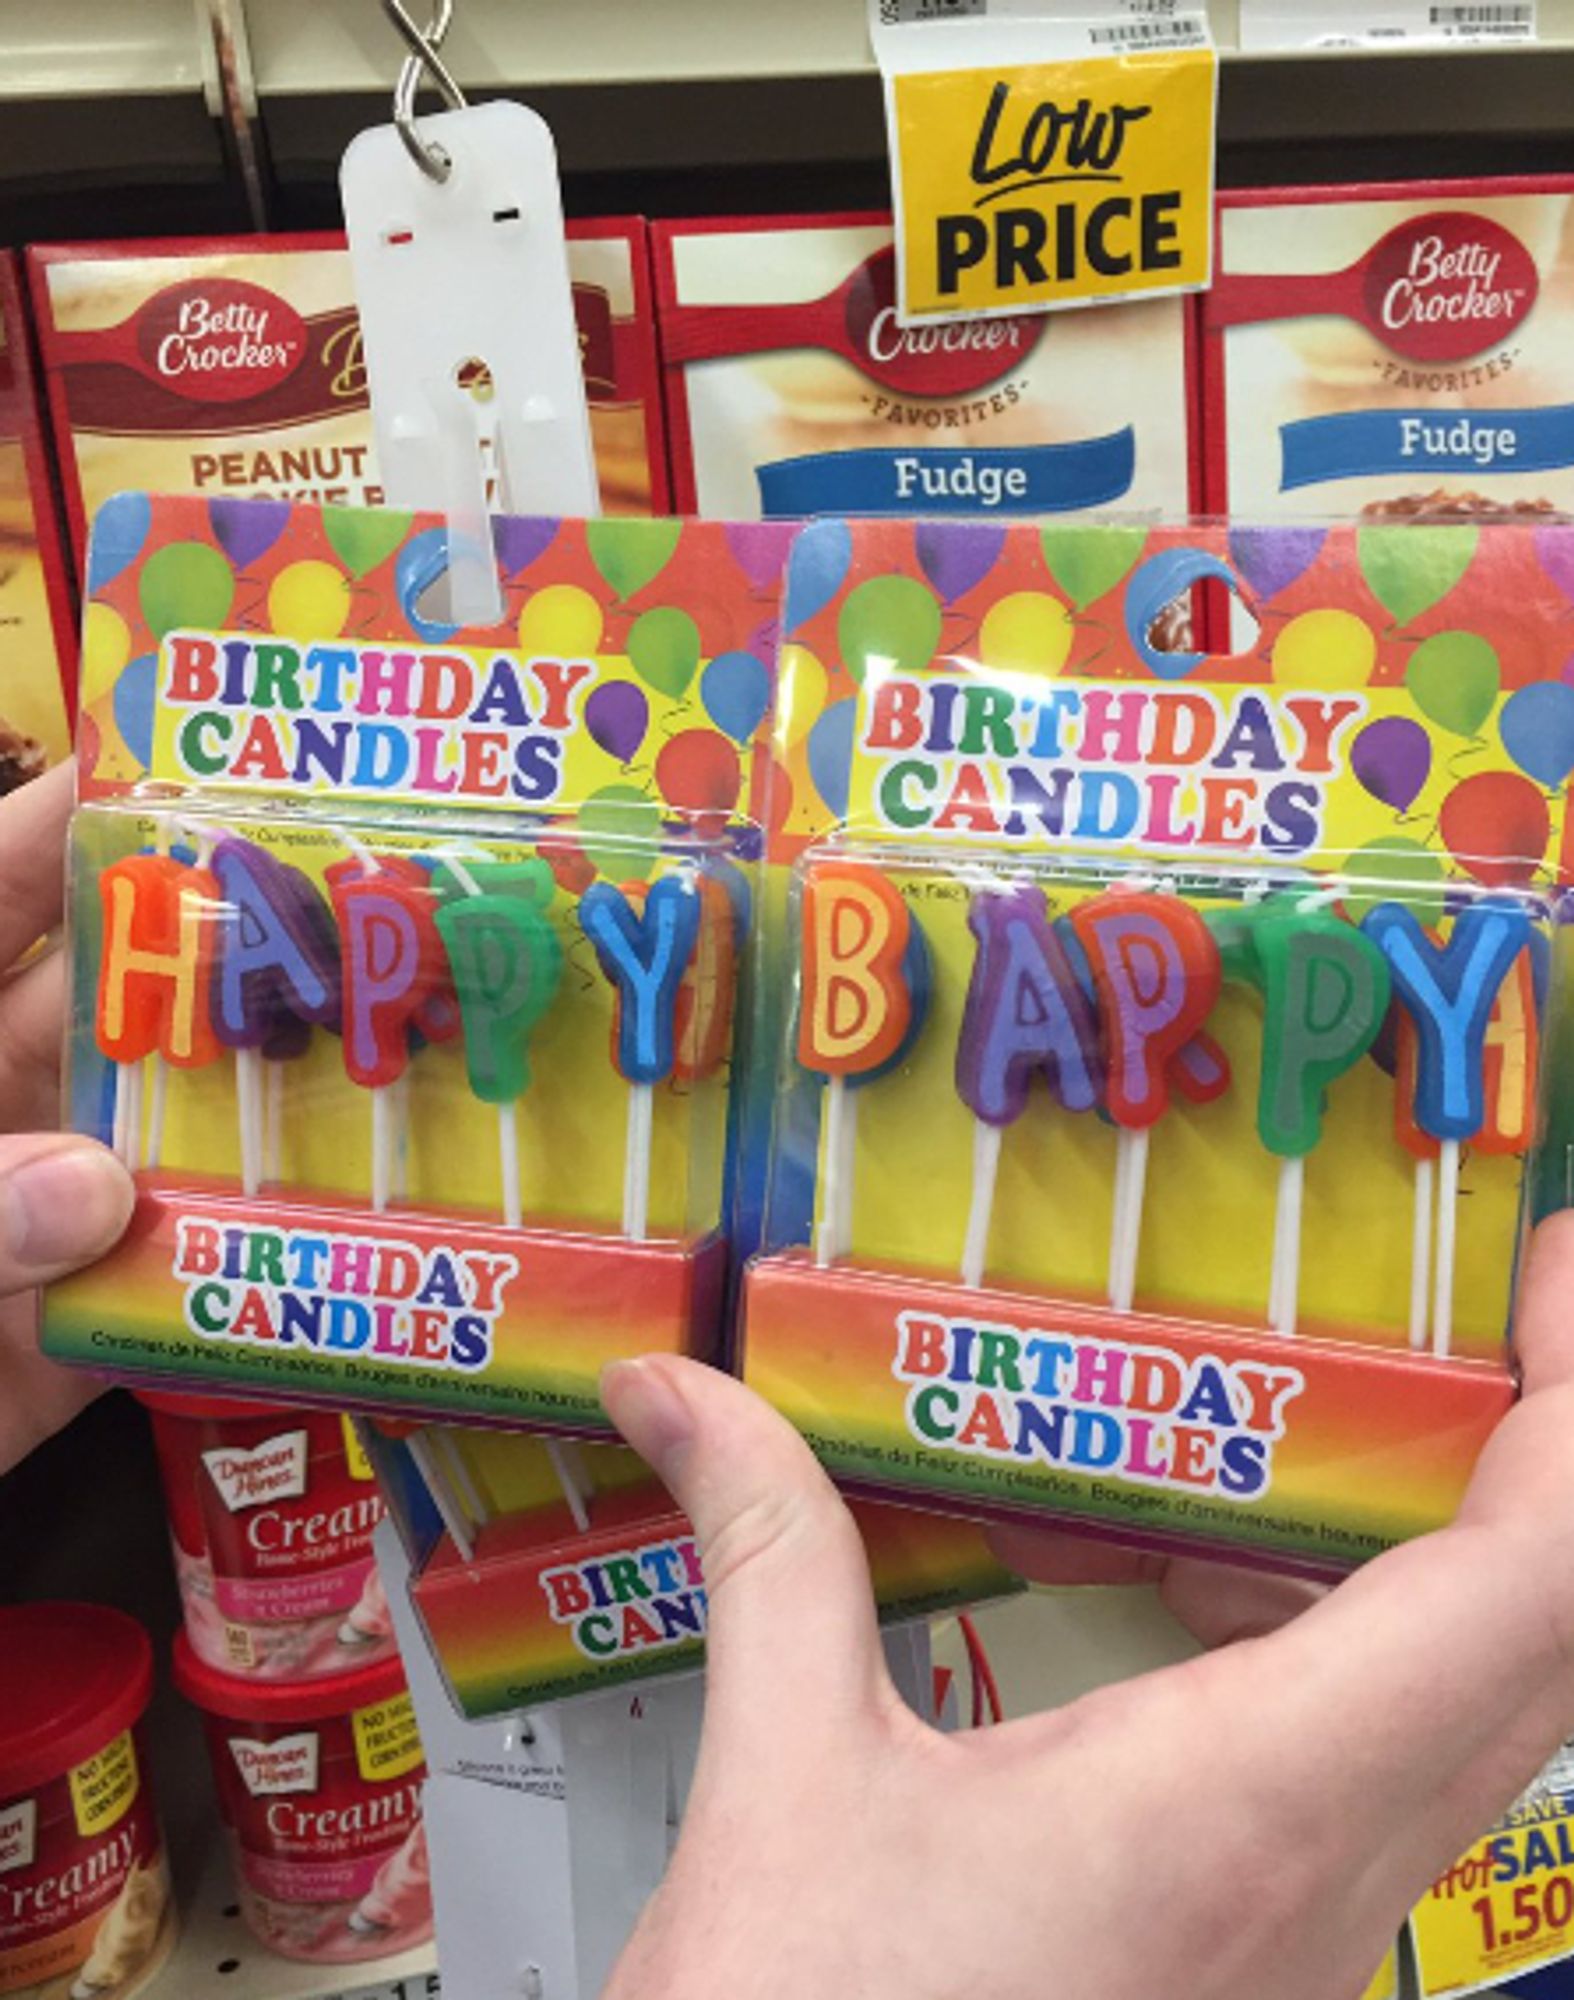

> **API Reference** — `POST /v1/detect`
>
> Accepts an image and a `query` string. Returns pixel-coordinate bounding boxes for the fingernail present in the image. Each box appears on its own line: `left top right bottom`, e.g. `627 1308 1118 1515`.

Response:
2 1145 134 1272
600 1358 694 1482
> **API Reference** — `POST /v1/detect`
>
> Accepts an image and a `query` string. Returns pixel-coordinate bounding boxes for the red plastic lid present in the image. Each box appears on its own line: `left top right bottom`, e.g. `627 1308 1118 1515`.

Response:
0 1603 154 1799
172 1630 410 1725
138 1388 316 1423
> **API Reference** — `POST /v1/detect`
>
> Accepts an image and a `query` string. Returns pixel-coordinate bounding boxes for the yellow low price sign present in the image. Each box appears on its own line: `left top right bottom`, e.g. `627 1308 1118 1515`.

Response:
886 45 1217 322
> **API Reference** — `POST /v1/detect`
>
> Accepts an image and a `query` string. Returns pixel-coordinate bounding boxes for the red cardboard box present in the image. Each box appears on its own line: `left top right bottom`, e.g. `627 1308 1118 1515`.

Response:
1201 176 1574 524
0 252 74 773
28 221 669 582
654 211 1198 521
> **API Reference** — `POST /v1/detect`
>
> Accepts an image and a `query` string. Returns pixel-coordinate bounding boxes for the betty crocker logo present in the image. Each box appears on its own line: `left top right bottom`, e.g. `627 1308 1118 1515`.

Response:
1361 213 1538 363
133 278 309 403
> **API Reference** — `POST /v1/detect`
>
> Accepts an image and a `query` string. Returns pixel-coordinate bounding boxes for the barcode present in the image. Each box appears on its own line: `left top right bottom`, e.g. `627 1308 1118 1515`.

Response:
1089 17 1208 43
879 0 985 19
1429 3 1532 19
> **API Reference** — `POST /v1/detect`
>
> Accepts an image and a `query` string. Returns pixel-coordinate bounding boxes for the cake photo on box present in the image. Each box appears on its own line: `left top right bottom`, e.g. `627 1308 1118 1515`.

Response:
26 220 669 577
0 253 74 793
654 212 1197 522
1202 176 1574 524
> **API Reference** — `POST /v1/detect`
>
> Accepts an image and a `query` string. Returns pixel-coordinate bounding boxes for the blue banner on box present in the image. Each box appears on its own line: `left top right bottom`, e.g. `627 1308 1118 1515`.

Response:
755 431 1136 518
1280 406 1574 492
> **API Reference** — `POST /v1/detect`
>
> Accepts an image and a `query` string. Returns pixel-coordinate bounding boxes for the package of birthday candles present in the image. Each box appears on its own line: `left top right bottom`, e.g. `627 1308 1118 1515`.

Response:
354 1419 1018 1717
44 494 792 1433
738 517 1574 1573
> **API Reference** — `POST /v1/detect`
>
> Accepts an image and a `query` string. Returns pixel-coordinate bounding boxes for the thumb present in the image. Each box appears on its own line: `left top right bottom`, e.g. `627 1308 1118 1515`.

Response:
0 1136 135 1296
601 1355 895 1755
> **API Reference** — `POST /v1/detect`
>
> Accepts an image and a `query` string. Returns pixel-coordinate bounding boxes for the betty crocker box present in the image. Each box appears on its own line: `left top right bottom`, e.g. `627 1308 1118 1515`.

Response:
0 252 74 783
654 212 1197 521
1201 177 1574 524
26 222 668 572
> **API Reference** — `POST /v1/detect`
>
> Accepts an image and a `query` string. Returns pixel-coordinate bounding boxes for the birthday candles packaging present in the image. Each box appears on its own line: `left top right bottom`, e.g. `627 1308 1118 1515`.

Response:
0 253 74 783
1202 177 1574 525
26 221 668 551
654 213 1196 521
43 498 787 1433
737 516 1573 1573
362 1423 1018 1718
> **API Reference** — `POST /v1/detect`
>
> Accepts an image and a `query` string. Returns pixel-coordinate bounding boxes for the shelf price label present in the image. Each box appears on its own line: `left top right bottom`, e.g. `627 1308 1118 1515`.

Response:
1413 1806 1574 1995
871 3 1217 323
1239 0 1536 48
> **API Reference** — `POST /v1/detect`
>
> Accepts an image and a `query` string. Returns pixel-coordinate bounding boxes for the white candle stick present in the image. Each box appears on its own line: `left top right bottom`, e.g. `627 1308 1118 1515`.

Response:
547 1439 592 1532
1432 1138 1461 1359
371 1084 394 1214
814 1076 859 1268
960 1120 1001 1290
434 1428 488 1526
624 1081 655 1242
112 1059 143 1171
236 1047 264 1197
1269 1154 1305 1336
407 1431 475 1561
1408 1155 1435 1352
1110 1128 1150 1316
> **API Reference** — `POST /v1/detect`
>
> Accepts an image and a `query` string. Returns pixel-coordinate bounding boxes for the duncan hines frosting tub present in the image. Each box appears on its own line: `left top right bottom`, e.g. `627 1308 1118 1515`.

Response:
0 1604 174 2000
141 1393 393 1680
654 211 1196 520
1202 176 1574 522
173 1639 431 1965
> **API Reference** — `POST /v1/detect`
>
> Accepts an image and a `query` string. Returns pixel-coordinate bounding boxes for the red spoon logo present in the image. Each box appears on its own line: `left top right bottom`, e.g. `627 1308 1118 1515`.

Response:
134 277 309 403
661 244 1045 396
1362 213 1538 363
1211 211 1539 364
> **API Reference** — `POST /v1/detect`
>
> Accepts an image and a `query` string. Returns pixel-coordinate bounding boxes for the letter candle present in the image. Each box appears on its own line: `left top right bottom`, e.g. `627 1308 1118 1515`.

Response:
210 838 341 1195
956 881 1101 1291
1362 898 1532 1357
325 852 450 1214
580 872 704 1243
432 854 563 1229
97 835 223 1171
1238 904 1392 1337
1067 892 1221 1315
795 863 920 1267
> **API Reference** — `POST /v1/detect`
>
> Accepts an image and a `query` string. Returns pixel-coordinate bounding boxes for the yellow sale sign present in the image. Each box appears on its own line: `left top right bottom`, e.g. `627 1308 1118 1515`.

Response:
1414 1803 1574 1995
887 48 1217 321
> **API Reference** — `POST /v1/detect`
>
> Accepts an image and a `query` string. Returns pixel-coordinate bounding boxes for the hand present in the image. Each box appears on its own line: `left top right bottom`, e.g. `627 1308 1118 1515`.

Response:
0 764 134 1472
601 1214 1574 2000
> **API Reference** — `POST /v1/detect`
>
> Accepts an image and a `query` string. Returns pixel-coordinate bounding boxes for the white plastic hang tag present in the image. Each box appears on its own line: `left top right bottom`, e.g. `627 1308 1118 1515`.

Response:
341 100 598 628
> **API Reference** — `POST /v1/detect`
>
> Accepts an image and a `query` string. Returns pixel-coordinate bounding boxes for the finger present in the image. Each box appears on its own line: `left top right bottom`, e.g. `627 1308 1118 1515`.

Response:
1156 1558 1324 1647
0 949 66 1134
601 1356 896 1759
0 1134 134 1295
0 763 72 971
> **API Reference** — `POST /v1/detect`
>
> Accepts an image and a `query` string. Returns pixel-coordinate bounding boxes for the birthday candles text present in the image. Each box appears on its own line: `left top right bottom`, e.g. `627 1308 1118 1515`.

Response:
540 1536 709 1660
173 1218 518 1371
860 678 1366 855
893 1312 1304 1500
159 632 596 802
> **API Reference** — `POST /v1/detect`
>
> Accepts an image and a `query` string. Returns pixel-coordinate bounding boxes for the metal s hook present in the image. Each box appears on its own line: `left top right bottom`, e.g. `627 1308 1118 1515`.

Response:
383 0 467 182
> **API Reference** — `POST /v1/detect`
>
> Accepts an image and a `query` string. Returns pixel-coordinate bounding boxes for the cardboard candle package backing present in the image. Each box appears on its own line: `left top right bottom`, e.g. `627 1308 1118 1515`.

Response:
736 516 1574 1576
654 212 1197 523
25 222 668 568
1202 176 1574 526
43 500 788 1433
0 253 74 782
